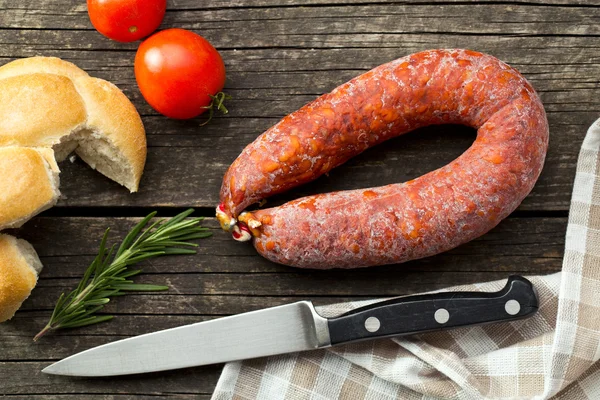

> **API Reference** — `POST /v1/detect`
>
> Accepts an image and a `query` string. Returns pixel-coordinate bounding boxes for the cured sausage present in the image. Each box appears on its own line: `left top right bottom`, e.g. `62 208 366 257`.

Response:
218 49 548 269
216 49 549 269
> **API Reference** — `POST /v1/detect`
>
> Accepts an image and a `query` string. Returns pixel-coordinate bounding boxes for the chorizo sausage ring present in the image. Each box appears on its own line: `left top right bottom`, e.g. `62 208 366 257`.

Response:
217 49 549 269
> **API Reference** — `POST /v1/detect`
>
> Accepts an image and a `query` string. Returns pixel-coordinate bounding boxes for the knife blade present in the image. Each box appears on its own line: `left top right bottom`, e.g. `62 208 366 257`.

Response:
42 275 538 377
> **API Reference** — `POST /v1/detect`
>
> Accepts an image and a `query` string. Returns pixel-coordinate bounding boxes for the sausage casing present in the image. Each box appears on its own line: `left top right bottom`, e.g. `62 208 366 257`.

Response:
218 49 549 269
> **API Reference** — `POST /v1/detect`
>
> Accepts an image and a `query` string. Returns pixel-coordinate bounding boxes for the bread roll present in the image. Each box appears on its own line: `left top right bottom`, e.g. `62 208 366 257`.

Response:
0 234 43 322
0 57 147 322
73 76 146 191
0 73 87 149
0 56 146 228
0 147 60 230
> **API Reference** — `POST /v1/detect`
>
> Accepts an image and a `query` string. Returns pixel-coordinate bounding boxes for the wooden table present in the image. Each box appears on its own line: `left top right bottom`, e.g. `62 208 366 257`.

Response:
1 0 598 398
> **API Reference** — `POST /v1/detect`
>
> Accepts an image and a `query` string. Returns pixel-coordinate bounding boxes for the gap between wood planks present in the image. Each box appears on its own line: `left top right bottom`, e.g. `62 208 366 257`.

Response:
3 28 600 39
163 1 600 11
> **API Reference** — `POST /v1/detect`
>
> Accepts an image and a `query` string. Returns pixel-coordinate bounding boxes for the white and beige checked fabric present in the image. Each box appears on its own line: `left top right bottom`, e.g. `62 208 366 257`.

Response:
212 119 600 400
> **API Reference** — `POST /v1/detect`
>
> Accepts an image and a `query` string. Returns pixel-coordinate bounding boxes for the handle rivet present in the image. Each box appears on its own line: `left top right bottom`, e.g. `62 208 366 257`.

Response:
505 299 521 315
434 308 450 324
364 316 381 332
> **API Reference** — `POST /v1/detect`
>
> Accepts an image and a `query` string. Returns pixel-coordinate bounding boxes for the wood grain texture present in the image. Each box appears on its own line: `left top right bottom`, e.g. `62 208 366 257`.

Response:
0 2 597 210
0 0 588 398
0 215 565 395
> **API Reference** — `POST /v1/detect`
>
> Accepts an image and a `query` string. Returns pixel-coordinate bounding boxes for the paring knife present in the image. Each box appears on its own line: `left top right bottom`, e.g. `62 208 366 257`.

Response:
43 275 538 377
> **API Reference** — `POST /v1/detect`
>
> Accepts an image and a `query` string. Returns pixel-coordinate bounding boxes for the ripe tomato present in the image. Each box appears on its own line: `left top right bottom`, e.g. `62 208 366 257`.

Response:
134 28 227 120
87 0 166 42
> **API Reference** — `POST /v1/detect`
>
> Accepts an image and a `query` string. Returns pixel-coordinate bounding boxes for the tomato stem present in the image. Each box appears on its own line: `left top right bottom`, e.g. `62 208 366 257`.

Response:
200 92 231 126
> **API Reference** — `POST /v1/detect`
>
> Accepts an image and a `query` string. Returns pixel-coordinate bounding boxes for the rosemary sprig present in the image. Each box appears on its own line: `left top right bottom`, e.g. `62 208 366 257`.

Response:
34 209 212 341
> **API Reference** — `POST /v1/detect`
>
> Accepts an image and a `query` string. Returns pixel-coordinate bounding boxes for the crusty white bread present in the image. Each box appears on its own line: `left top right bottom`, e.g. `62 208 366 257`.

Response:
0 73 87 149
0 147 60 230
73 76 146 191
0 234 43 322
0 56 146 228
0 57 147 322
0 56 89 81
0 57 146 191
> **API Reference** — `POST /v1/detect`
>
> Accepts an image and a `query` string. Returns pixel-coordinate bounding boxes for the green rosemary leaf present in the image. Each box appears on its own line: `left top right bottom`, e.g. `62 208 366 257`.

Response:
116 212 156 258
122 251 167 265
117 269 142 279
83 298 111 307
89 289 120 300
92 230 111 276
170 227 210 236
149 240 199 247
161 208 195 229
60 315 114 329
78 305 107 319
49 293 66 322
34 209 212 341
95 245 117 280
127 217 165 252
174 232 213 241
161 248 198 255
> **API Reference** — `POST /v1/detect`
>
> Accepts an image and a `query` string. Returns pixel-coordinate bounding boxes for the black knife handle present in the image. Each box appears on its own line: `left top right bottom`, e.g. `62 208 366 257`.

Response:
327 275 538 345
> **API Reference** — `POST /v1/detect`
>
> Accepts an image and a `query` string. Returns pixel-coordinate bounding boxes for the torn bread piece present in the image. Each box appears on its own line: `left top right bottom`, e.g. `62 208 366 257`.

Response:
0 147 60 230
0 234 43 322
0 57 147 322
0 56 146 192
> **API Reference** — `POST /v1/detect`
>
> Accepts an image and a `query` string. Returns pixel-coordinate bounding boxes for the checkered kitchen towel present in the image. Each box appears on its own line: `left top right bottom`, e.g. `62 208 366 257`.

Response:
212 118 600 400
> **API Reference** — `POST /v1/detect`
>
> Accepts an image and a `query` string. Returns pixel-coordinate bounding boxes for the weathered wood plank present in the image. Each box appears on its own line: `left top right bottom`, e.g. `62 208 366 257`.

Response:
29 270 553 299
3 36 600 66
0 32 596 210
0 215 563 345
2 0 599 11
170 0 600 8
14 216 565 273
1 2 599 37
16 217 564 277
0 362 220 395
1 326 210 361
2 312 349 340
0 214 564 362
0 214 565 395
3 0 600 12
50 115 586 212
20 293 367 315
